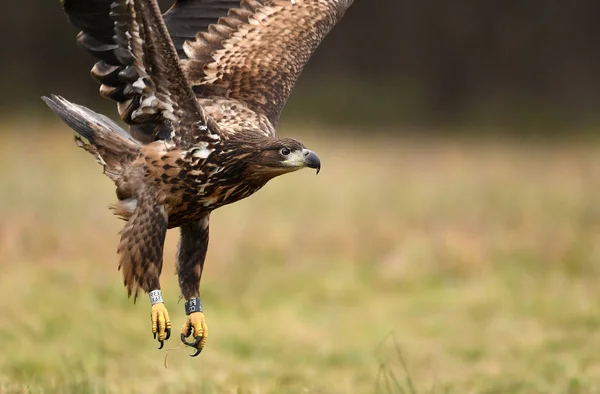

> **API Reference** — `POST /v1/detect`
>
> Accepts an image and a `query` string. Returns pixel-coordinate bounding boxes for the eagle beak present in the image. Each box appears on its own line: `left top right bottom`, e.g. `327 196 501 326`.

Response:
303 149 321 174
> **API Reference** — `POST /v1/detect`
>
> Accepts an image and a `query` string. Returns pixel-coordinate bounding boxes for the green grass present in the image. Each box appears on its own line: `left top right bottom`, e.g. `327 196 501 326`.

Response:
2 124 600 393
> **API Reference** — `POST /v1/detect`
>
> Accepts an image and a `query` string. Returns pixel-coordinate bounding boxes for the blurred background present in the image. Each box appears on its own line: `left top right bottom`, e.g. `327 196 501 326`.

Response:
3 1 600 393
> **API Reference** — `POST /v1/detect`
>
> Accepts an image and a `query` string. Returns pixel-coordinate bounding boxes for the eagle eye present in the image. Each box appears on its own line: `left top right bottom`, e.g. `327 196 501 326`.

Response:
279 147 291 156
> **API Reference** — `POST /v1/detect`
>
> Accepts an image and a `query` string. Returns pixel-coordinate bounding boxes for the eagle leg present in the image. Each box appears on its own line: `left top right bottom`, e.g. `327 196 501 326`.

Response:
117 192 170 349
177 216 210 356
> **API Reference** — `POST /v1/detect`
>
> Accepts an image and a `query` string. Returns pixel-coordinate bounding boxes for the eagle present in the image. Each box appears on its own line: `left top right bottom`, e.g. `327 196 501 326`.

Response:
43 0 353 356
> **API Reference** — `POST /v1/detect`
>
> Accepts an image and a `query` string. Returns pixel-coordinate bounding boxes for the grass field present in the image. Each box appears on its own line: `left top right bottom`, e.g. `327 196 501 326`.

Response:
2 123 600 393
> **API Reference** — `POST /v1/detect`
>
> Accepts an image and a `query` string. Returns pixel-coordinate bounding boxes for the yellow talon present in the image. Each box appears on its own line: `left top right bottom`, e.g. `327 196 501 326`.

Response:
151 303 172 346
180 312 208 356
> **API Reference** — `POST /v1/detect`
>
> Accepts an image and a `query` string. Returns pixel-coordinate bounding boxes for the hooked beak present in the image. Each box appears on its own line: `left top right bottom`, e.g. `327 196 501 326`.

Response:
303 149 321 174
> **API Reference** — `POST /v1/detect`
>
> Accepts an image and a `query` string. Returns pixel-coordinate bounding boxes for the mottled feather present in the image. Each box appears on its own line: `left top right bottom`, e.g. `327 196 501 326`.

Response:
181 0 354 127
118 192 168 299
163 0 243 58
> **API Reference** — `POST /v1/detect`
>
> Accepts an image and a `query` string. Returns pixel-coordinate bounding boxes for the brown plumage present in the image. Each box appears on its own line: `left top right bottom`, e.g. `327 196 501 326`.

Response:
43 0 353 354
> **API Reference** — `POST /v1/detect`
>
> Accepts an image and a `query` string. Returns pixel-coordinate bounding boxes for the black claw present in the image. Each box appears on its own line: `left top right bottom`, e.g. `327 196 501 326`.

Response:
180 332 192 345
181 334 203 348
157 340 164 350
153 332 157 340
165 328 171 341
189 336 203 347
180 330 203 356
192 336 202 348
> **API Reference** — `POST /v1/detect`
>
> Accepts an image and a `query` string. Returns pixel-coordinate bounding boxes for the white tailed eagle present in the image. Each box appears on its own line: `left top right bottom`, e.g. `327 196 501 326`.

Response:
43 0 353 356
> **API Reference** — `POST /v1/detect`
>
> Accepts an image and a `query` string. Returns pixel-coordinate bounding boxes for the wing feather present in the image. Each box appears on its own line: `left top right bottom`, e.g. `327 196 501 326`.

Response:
180 0 354 127
162 0 242 58
63 0 220 147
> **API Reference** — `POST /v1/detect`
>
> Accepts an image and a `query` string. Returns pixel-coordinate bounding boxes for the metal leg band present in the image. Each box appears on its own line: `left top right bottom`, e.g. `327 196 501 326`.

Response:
184 298 203 315
149 290 164 305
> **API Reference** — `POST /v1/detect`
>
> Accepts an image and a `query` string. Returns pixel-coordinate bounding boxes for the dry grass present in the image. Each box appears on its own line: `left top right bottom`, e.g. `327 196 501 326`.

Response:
2 123 600 393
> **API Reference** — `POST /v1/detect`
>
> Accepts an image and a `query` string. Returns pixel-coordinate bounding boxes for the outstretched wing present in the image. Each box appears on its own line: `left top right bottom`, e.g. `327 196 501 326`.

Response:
63 0 219 147
178 0 354 127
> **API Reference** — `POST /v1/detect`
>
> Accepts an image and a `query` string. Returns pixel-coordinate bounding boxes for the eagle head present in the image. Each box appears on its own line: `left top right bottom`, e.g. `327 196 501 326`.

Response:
240 137 321 181
258 137 320 174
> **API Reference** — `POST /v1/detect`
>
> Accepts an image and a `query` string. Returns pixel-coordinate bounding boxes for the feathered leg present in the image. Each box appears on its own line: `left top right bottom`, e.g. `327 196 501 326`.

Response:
118 193 171 348
177 214 210 357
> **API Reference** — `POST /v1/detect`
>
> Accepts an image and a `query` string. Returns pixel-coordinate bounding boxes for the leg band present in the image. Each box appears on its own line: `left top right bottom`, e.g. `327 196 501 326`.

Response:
149 290 164 305
184 298 203 315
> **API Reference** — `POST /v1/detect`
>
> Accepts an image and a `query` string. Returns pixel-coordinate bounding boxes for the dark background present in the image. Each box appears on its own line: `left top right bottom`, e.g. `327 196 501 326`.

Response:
3 0 600 133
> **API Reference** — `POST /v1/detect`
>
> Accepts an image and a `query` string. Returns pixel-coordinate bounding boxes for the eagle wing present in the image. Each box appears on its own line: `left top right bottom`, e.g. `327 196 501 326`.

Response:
63 0 219 148
177 0 354 128
64 0 353 139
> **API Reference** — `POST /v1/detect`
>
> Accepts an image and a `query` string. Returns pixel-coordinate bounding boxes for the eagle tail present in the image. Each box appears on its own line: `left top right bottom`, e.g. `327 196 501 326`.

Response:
42 95 141 181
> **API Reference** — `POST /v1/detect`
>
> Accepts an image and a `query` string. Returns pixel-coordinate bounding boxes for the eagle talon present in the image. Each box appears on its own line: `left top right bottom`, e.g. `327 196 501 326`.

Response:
151 302 172 349
190 348 202 357
180 312 208 356
181 335 203 348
